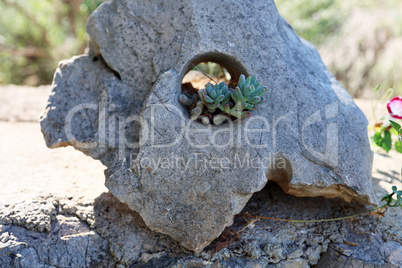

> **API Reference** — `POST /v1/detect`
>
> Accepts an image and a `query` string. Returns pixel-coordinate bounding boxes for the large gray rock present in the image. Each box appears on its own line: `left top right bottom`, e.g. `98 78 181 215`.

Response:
40 0 376 252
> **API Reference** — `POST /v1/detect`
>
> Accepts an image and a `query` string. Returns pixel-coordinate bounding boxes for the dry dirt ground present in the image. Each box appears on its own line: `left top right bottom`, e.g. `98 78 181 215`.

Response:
0 85 401 204
0 85 107 203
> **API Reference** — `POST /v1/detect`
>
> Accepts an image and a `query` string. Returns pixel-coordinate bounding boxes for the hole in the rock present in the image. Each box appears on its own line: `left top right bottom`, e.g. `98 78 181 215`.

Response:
242 180 367 226
182 61 233 93
265 156 368 203
180 53 269 126
266 156 293 193
180 61 237 125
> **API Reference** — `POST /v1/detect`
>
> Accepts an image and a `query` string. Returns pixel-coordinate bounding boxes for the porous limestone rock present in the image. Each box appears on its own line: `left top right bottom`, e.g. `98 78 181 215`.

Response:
40 0 376 252
1 185 401 267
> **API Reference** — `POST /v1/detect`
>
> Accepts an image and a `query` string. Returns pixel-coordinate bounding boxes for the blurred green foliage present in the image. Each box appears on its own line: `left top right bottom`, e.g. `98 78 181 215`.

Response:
0 0 106 85
276 0 402 98
275 0 344 46
0 0 401 98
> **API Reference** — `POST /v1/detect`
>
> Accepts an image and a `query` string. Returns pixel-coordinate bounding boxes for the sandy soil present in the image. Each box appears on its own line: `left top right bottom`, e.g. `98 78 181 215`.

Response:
0 85 107 203
0 85 400 204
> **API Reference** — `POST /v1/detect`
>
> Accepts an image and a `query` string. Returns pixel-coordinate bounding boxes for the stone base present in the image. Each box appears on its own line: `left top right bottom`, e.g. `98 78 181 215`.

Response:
1 183 401 267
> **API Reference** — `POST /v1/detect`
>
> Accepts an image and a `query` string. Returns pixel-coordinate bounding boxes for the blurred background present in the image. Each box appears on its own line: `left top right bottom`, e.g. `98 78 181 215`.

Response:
0 0 401 98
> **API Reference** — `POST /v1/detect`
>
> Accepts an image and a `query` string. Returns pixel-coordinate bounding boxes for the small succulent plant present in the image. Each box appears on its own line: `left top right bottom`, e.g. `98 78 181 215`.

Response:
198 82 231 113
231 74 267 110
181 74 268 124
218 74 267 118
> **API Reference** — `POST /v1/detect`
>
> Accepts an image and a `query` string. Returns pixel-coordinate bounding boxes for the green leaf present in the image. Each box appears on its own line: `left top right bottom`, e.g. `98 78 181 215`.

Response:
395 141 402 153
244 85 253 97
373 84 381 92
215 95 224 103
389 120 401 131
243 103 256 109
248 96 261 104
235 87 244 99
392 186 397 193
210 90 217 99
250 75 257 85
223 92 231 101
204 95 214 103
373 132 383 147
381 193 393 204
231 91 239 102
231 110 251 118
257 97 266 104
397 195 402 207
238 75 245 88
243 76 251 89
221 86 228 94
251 87 267 97
382 130 392 153
206 84 213 94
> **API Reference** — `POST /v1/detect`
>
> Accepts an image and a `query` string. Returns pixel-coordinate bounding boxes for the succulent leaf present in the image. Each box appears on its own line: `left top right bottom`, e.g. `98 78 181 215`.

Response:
222 92 231 104
201 116 210 125
231 90 239 102
190 107 202 121
206 84 213 94
213 114 229 125
231 110 251 118
244 85 253 97
228 74 268 114
238 74 245 88
248 96 261 104
243 76 251 89
250 75 257 85
204 95 214 103
215 95 225 103
243 103 256 110
251 87 267 97
179 93 194 107
235 87 244 99
258 97 266 104
210 90 217 99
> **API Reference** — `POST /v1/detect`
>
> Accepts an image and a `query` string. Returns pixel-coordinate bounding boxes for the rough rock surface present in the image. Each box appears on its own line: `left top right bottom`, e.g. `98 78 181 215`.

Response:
1 183 401 267
40 0 376 251
0 197 113 267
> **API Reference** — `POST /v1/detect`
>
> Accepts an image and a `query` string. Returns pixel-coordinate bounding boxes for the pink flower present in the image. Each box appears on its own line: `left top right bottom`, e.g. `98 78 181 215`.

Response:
387 96 402 119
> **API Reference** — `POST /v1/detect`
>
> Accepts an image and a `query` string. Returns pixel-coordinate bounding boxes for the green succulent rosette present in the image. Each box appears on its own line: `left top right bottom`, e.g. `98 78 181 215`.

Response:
231 74 267 110
198 82 231 113
220 74 267 118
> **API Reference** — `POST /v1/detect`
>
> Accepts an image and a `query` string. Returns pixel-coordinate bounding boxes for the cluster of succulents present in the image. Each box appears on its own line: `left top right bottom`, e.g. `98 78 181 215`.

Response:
179 74 267 125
